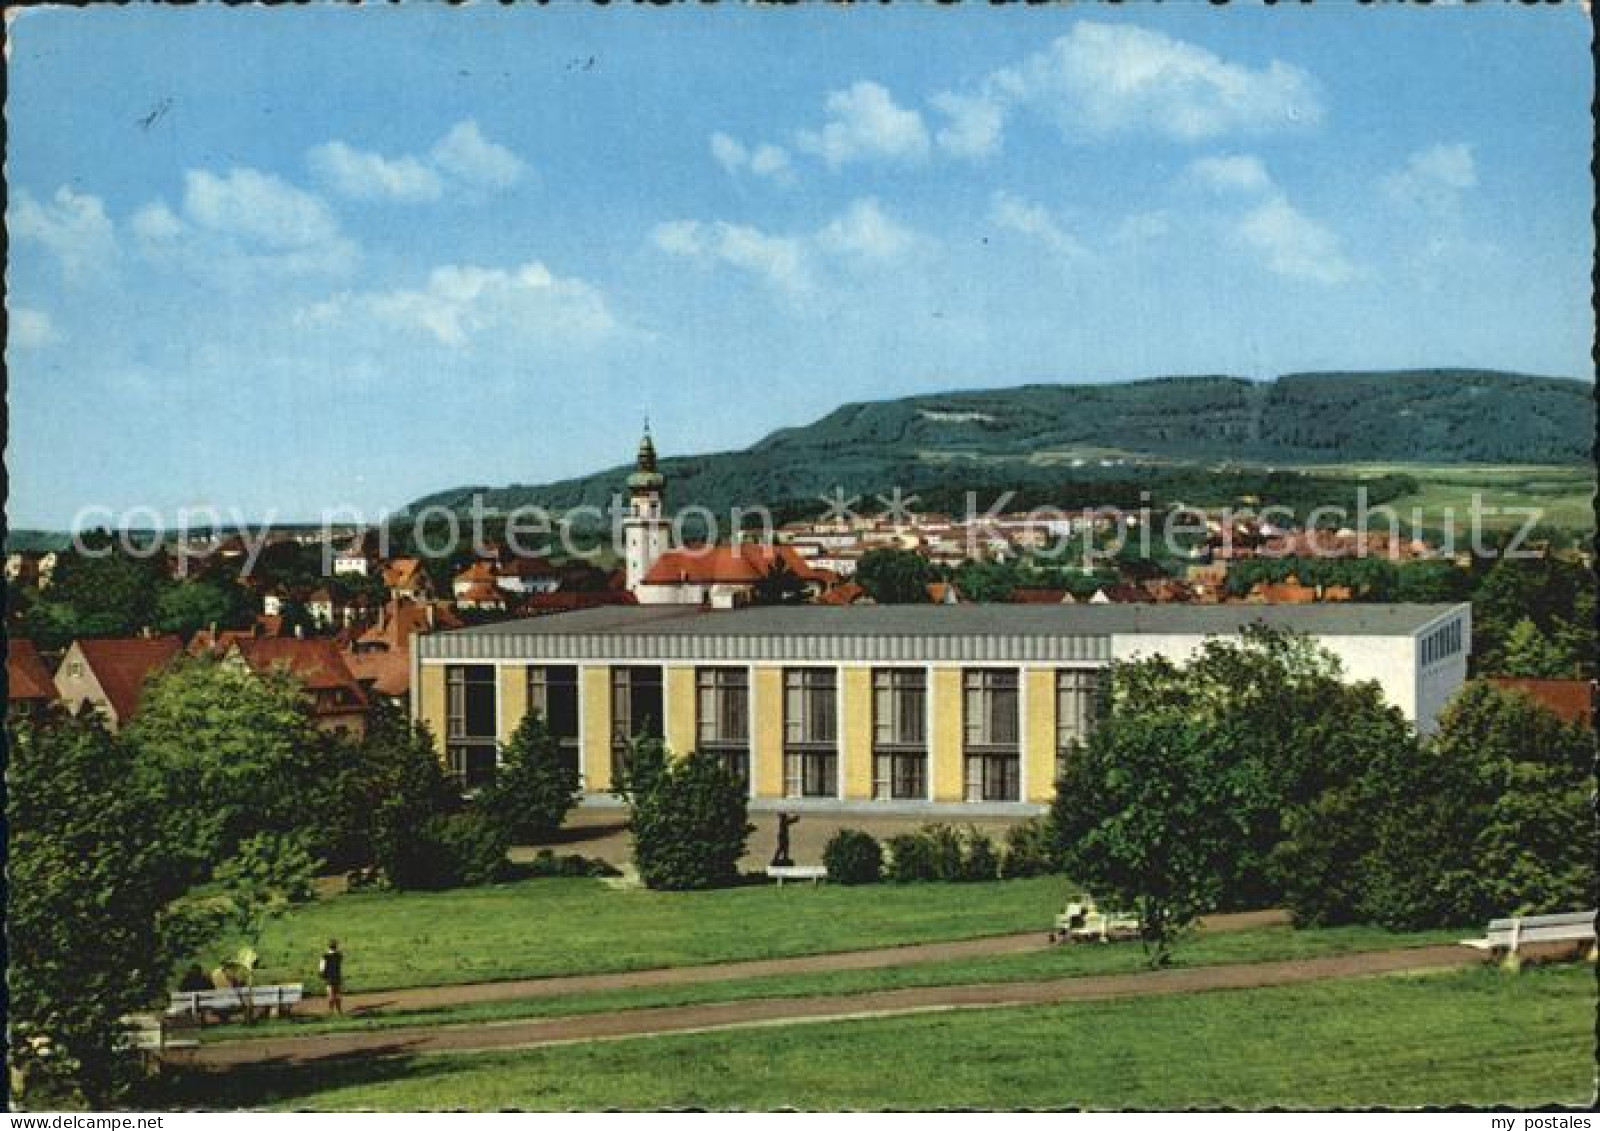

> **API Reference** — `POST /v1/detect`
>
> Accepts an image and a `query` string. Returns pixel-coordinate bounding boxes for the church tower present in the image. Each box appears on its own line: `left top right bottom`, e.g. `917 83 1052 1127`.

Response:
622 425 669 592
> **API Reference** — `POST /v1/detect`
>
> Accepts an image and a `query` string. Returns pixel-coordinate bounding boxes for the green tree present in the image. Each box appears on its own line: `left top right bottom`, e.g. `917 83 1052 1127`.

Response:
6 715 168 1107
751 555 811 606
153 578 254 638
1393 559 1473 603
854 548 935 604
362 711 462 887
1498 617 1576 678
125 656 330 893
21 537 173 647
478 712 582 843
1051 714 1241 967
1471 556 1593 675
626 748 753 890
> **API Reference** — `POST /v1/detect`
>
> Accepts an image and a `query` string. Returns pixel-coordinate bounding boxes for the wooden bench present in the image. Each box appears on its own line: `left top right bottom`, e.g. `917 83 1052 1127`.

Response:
118 1013 199 1062
166 983 304 1025
1461 910 1596 962
766 865 828 887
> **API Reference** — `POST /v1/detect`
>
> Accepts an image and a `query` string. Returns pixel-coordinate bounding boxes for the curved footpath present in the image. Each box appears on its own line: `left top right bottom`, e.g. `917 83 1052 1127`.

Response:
188 939 1477 1068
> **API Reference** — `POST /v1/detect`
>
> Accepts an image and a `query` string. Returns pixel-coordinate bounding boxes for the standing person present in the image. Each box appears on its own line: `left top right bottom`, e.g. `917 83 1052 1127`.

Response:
319 939 344 1016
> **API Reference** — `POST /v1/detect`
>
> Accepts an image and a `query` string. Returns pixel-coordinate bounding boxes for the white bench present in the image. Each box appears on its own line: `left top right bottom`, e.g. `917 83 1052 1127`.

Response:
1051 900 1141 944
766 865 828 887
166 983 304 1024
1461 910 1596 960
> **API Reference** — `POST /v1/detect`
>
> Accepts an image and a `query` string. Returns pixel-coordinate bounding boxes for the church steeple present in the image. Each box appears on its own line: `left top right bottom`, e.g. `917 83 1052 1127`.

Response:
627 422 665 494
623 425 668 593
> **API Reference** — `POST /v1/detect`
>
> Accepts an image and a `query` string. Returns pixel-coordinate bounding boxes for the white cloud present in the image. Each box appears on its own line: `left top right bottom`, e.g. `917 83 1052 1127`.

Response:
930 22 1322 155
1112 209 1174 246
931 91 1005 159
1383 143 1477 206
184 167 342 249
430 120 527 190
134 167 358 281
9 186 117 283
709 132 793 182
9 306 59 350
308 140 444 203
1237 196 1357 285
652 219 812 294
817 198 917 262
989 191 1087 259
1184 154 1356 284
795 81 930 167
300 260 618 349
1187 153 1275 195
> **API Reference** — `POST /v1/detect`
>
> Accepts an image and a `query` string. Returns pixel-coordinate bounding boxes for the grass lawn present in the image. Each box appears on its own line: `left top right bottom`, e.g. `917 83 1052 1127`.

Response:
210 875 1069 992
202 922 1464 1042
163 964 1597 1110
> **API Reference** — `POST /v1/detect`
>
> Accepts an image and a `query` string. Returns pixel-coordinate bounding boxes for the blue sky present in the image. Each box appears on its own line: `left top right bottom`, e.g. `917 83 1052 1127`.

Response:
6 5 1593 528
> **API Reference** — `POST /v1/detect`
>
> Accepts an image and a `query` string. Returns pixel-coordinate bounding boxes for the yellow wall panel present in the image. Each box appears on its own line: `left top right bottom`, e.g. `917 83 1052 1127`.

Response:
581 666 612 792
931 668 964 802
841 667 874 800
1025 668 1058 803
417 663 448 764
753 667 784 799
665 666 697 758
498 664 529 743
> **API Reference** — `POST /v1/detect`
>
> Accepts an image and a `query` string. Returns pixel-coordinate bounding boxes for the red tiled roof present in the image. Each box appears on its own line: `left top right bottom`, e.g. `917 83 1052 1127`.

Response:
454 561 498 585
381 557 426 589
1487 678 1595 727
72 636 184 721
457 581 504 603
817 582 867 606
7 639 58 702
642 544 830 586
344 648 410 699
233 637 366 704
1010 587 1071 605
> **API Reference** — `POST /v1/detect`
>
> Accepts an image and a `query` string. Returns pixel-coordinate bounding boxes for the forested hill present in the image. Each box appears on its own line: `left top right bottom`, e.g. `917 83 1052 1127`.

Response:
409 369 1593 516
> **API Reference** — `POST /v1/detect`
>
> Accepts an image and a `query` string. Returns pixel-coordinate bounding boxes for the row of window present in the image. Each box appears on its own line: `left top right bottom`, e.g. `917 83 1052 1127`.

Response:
444 665 1101 802
1420 619 1463 668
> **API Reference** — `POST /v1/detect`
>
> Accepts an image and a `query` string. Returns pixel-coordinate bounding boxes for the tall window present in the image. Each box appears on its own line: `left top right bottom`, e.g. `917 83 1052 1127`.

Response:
963 669 1019 802
872 668 927 800
528 665 581 774
1055 669 1100 786
446 664 497 791
611 666 664 784
697 667 750 787
784 668 838 798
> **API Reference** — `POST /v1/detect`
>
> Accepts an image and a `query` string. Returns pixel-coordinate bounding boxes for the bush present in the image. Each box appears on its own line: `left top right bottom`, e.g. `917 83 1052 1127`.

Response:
1001 818 1059 879
822 828 883 885
478 713 581 844
628 749 753 890
885 825 1003 883
958 829 1001 883
389 813 510 891
884 832 940 883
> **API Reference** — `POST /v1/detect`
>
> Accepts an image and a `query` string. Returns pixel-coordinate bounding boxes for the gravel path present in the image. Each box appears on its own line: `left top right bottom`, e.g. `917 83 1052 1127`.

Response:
186 935 1475 1070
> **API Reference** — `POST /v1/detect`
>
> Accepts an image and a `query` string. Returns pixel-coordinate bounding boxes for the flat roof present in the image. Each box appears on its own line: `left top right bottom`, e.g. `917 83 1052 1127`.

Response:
431 602 1464 639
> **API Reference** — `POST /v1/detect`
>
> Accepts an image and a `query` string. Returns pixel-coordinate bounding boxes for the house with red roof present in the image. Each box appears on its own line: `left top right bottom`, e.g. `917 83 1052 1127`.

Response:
380 557 434 602
636 543 834 608
7 639 59 721
225 636 369 737
1487 678 1595 728
53 635 184 730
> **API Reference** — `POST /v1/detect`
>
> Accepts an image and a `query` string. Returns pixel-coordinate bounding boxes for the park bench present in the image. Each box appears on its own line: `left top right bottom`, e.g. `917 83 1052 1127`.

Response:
118 1013 199 1062
1050 898 1141 944
166 983 304 1025
766 864 828 887
1460 910 1595 962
